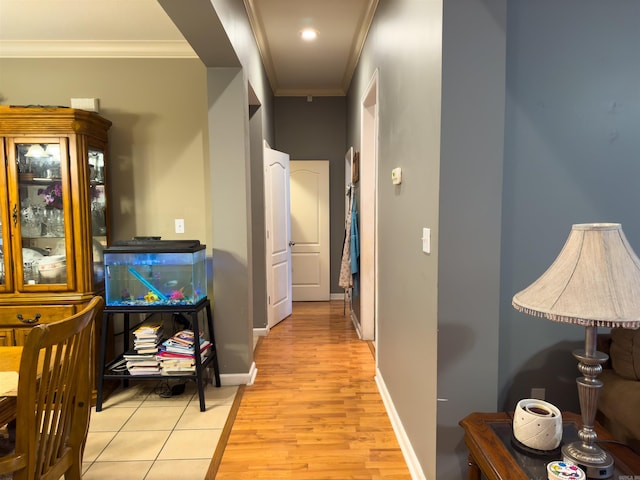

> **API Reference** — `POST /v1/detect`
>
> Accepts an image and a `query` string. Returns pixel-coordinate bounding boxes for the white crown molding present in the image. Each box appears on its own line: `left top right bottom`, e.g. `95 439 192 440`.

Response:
243 0 278 94
0 40 197 58
341 0 379 94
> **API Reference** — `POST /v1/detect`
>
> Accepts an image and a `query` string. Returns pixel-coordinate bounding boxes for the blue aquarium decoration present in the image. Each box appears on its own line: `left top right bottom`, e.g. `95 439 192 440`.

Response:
104 239 206 307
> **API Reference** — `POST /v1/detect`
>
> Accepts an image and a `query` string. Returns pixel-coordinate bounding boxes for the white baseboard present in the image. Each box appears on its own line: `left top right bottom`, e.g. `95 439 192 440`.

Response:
330 292 349 301
350 311 363 339
219 361 257 386
253 327 269 337
375 369 426 480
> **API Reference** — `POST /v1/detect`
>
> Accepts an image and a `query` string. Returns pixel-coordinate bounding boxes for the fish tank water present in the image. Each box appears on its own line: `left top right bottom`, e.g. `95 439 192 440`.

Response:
104 239 206 307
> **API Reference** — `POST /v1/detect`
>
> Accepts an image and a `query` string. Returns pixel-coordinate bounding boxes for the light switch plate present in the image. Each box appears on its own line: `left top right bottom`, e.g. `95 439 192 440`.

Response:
391 167 402 185
175 219 185 234
422 227 430 254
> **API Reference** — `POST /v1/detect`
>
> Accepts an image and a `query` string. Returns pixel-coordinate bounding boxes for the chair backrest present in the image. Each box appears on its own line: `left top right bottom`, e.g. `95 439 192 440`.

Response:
11 296 103 480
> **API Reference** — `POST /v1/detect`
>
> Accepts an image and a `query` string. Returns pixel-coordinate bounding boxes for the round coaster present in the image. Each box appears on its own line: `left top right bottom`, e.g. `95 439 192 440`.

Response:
547 460 585 480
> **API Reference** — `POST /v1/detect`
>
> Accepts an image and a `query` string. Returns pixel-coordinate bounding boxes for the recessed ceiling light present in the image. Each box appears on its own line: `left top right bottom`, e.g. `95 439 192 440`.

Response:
300 28 318 41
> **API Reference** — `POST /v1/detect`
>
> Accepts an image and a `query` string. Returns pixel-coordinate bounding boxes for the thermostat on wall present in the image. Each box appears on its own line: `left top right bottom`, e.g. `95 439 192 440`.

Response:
391 167 402 185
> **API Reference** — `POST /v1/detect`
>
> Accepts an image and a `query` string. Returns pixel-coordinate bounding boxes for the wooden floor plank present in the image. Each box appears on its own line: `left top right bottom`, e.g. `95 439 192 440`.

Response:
211 301 411 479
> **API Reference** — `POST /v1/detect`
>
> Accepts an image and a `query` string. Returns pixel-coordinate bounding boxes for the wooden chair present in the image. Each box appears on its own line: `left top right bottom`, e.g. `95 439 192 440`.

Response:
0 296 103 480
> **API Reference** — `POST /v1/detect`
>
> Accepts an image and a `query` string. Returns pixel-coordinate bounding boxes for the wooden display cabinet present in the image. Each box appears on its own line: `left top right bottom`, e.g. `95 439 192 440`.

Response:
0 106 111 395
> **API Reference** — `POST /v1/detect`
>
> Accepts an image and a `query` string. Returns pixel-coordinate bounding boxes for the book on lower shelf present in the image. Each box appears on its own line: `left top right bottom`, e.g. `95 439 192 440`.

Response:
133 321 164 352
126 359 159 368
127 365 162 376
162 340 211 356
123 349 161 375
123 351 157 361
134 321 163 336
157 329 211 375
159 357 196 375
161 330 211 355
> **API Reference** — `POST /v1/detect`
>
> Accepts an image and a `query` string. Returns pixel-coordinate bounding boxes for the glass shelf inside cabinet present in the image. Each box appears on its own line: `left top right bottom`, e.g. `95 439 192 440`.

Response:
89 148 107 285
17 142 68 285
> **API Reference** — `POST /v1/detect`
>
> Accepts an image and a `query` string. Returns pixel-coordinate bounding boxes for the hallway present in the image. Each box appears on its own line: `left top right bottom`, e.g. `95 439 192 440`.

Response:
212 300 411 479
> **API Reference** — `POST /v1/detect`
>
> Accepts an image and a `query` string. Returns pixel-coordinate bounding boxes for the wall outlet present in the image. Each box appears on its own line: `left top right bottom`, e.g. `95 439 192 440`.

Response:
175 218 185 234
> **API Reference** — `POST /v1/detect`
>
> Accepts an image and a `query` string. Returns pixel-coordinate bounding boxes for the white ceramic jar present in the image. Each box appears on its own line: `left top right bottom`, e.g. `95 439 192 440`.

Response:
513 398 563 451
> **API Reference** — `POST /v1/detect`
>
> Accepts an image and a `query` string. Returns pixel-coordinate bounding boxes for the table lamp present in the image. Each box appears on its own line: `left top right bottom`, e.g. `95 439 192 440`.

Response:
512 223 640 479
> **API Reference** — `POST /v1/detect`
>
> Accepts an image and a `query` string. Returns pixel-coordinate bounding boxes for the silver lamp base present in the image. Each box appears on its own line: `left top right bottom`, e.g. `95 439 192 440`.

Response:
562 439 614 479
563 325 615 479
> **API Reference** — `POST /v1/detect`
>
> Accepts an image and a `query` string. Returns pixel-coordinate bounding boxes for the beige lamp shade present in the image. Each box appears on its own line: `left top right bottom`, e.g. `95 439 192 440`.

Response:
512 223 640 329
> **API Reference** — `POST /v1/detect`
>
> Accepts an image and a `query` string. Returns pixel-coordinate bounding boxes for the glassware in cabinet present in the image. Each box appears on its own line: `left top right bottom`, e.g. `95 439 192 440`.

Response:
15 140 69 286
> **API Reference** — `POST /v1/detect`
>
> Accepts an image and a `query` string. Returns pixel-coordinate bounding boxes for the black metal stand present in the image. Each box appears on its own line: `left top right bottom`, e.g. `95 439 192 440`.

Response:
96 298 220 412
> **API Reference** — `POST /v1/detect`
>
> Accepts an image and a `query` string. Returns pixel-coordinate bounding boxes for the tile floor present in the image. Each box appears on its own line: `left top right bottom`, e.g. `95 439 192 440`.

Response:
83 380 238 479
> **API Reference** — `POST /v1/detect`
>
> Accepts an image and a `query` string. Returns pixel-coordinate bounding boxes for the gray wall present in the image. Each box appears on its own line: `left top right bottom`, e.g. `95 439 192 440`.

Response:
207 68 255 374
347 1 443 477
273 96 347 294
209 0 273 334
249 103 268 329
160 0 275 370
438 0 506 477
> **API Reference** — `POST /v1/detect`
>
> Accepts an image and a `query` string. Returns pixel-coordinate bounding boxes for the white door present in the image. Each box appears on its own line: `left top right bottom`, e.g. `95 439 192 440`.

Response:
264 143 292 328
290 160 330 301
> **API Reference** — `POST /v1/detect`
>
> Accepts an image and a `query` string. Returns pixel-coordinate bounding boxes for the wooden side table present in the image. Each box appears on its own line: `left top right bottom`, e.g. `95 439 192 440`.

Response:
460 412 640 480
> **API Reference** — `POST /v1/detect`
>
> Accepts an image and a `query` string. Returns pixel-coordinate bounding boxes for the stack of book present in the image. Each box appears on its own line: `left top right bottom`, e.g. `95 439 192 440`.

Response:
158 330 211 375
133 321 164 354
124 351 161 376
126 321 164 375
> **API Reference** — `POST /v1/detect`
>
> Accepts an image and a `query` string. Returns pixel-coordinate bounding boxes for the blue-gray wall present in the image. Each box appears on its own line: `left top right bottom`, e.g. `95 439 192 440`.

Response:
273 96 347 295
500 0 640 411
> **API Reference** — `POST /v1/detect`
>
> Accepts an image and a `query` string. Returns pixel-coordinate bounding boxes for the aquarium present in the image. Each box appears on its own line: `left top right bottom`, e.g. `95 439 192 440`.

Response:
104 239 206 308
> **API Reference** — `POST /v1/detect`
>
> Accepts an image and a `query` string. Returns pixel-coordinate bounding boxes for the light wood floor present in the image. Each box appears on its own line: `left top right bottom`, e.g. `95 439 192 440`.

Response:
209 300 411 479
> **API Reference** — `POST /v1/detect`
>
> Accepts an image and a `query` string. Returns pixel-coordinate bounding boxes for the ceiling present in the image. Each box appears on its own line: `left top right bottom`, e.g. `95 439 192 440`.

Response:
0 0 378 96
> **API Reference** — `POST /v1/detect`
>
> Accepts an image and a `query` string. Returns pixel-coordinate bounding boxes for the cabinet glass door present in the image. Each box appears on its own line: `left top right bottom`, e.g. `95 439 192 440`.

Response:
0 216 4 288
0 138 8 290
89 148 106 285
15 141 69 286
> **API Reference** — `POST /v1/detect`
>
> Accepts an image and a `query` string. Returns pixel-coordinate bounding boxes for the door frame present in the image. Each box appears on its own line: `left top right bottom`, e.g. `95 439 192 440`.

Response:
359 70 379 344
